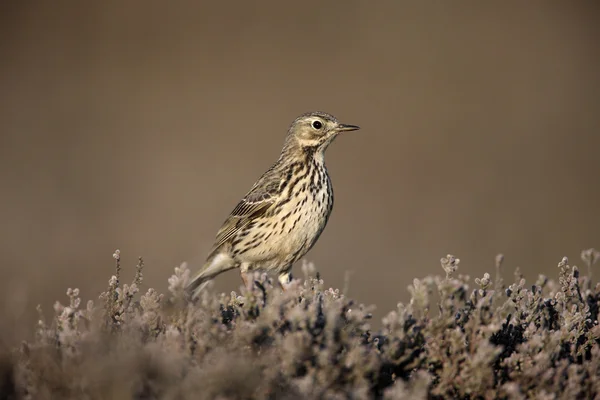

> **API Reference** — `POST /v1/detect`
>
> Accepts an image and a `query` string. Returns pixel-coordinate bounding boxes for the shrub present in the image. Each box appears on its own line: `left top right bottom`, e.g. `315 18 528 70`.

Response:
3 249 600 399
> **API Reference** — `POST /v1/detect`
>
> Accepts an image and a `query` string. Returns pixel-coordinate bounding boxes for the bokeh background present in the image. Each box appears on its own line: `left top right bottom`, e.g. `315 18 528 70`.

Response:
1 1 599 339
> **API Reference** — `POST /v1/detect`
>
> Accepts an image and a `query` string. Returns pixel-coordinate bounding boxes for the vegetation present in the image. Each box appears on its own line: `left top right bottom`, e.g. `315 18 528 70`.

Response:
2 248 600 399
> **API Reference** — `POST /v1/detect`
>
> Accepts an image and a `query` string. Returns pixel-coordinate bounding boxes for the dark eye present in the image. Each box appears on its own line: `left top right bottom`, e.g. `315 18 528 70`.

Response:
312 120 323 129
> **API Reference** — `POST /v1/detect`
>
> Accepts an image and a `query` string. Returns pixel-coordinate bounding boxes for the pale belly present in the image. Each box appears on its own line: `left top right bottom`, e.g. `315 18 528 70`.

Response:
238 184 332 273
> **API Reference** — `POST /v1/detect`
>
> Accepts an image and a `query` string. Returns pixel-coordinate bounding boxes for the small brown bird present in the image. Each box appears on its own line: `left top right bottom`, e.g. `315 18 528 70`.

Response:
187 111 359 297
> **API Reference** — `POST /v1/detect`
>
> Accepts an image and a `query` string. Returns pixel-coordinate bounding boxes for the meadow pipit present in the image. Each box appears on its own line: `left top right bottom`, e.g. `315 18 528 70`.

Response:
187 111 359 297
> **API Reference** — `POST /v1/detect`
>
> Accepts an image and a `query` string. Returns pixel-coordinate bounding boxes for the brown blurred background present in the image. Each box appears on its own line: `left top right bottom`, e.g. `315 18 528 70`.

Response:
1 1 599 337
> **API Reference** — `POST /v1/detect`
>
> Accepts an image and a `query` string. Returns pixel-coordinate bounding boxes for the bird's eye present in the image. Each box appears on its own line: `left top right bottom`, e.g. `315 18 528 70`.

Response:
312 120 323 130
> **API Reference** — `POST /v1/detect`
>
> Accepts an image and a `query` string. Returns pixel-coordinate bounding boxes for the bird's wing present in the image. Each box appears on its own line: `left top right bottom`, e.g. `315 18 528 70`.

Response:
207 181 278 258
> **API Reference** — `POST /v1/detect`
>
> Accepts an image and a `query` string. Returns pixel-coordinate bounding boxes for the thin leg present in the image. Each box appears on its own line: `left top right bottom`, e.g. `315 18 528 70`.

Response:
278 272 291 290
240 263 252 290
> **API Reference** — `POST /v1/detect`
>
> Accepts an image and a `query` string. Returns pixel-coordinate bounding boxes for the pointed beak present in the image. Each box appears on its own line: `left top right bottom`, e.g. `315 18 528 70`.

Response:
337 123 360 132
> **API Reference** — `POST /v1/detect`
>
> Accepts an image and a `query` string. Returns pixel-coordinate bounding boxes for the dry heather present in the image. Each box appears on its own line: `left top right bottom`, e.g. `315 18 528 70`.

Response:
2 249 600 399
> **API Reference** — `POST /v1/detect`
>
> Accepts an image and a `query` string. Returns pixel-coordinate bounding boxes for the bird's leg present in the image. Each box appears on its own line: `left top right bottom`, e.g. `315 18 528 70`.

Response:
240 263 252 290
240 271 249 289
278 272 292 291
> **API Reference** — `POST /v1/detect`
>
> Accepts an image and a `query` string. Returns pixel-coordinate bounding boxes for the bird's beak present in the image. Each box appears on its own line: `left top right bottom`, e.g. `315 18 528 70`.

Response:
337 124 360 132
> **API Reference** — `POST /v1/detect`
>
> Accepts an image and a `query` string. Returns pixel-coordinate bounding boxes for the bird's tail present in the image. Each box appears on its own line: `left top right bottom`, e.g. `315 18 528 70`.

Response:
186 253 236 299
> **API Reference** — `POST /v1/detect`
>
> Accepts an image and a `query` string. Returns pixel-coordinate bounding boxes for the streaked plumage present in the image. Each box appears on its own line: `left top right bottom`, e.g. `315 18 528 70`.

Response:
186 111 359 297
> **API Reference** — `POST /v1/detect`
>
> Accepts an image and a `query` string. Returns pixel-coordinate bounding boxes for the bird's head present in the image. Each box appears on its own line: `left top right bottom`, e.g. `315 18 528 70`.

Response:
284 111 360 157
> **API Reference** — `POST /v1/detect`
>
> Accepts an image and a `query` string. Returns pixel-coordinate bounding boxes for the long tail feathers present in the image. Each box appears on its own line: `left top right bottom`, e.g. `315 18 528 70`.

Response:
186 253 235 299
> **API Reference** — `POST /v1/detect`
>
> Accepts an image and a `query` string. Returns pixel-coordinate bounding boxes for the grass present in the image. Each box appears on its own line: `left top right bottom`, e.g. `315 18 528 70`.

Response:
1 248 600 399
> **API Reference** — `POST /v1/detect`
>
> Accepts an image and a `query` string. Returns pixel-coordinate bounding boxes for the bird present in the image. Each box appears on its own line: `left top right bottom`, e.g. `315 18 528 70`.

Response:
186 111 360 298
